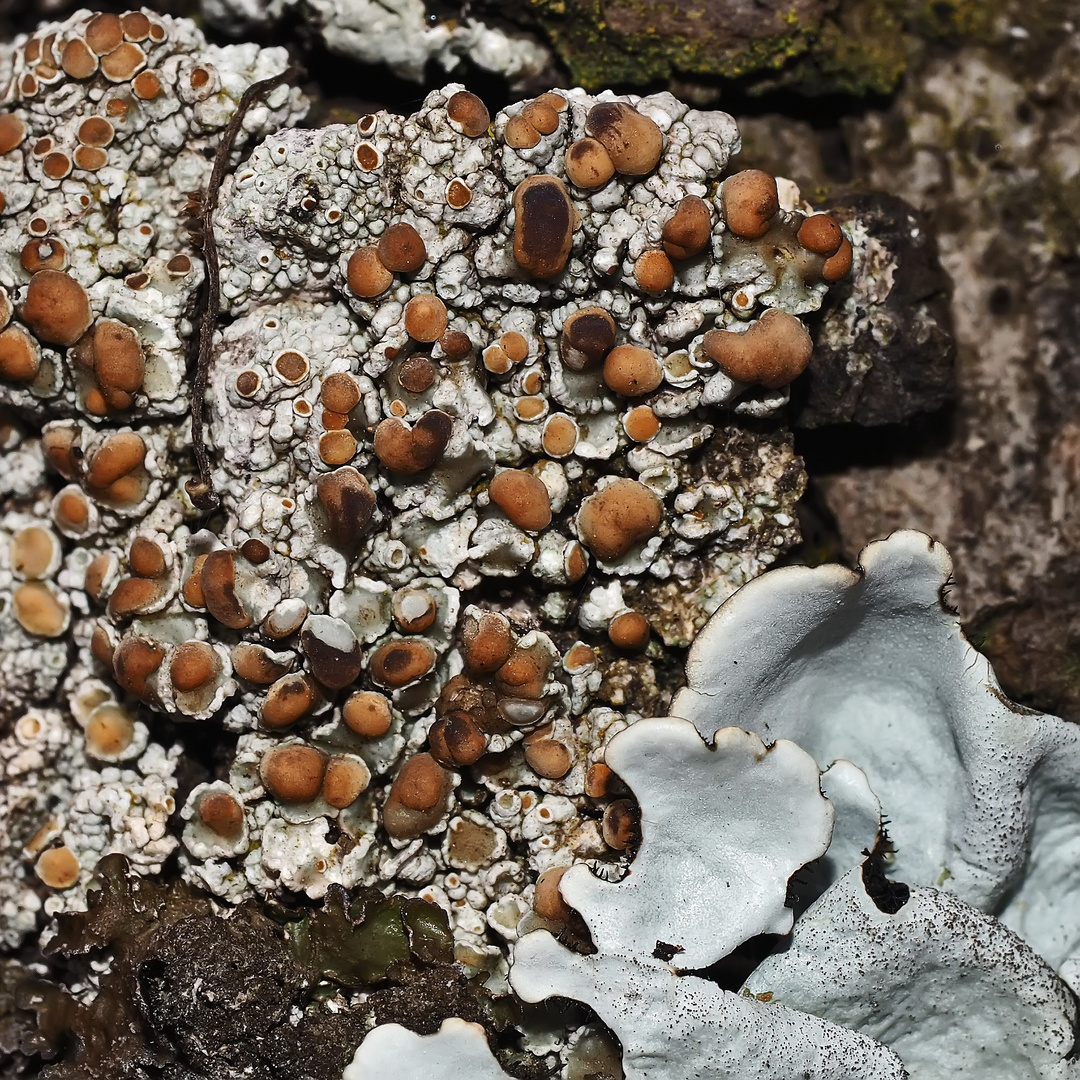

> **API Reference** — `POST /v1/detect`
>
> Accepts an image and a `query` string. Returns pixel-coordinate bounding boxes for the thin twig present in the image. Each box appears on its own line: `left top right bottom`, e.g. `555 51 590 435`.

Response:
186 61 304 511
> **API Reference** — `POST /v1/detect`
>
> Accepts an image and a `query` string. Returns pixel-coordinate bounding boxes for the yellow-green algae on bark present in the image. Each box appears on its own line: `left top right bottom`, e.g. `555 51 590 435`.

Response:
523 0 1007 96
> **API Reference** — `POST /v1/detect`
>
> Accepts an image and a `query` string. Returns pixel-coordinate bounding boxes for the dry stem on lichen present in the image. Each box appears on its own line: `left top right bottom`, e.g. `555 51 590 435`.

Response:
186 61 304 512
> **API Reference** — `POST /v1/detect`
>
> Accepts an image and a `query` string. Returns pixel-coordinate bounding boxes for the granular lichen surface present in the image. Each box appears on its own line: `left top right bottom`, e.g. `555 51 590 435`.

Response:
0 9 858 1078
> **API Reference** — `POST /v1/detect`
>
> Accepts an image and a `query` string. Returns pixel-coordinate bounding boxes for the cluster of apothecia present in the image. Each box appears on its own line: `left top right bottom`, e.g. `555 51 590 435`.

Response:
186 83 851 969
0 30 854 981
0 8 303 933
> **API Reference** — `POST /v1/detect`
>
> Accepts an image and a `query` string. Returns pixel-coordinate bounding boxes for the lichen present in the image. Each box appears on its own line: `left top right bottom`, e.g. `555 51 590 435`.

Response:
0 10 866 1077
0 68 854 947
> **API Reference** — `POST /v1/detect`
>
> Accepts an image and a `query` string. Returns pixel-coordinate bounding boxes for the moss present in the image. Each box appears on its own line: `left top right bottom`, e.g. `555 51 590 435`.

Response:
48 852 210 957
0 960 41 1072
29 855 216 1078
368 960 519 1036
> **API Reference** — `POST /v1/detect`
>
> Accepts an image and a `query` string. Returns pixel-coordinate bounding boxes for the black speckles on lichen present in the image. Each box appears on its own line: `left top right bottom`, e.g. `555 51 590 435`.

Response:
861 836 910 915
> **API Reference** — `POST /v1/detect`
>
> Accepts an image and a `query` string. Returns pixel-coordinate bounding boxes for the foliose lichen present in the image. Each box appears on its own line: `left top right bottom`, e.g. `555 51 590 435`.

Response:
0 8 866 1077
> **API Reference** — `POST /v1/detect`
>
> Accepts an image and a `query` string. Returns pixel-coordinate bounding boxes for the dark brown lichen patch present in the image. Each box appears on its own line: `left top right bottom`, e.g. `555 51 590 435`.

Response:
301 615 363 689
10 859 378 1080
15 857 509 1080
